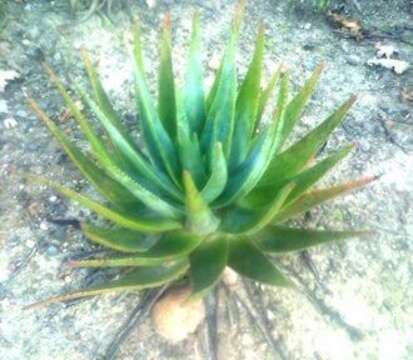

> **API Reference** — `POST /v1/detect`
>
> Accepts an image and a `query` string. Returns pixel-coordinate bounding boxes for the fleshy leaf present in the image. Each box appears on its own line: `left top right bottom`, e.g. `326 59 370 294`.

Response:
255 67 281 128
158 14 177 140
280 63 325 144
258 95 357 188
228 237 290 287
257 226 370 253
189 234 228 300
80 48 137 148
26 260 189 308
221 182 294 234
272 176 377 224
78 87 182 201
28 176 182 233
284 145 353 205
176 106 206 188
82 223 158 253
70 231 203 267
183 171 219 235
230 24 265 168
214 74 289 207
202 1 245 156
133 24 180 185
27 98 143 211
184 12 206 135
43 64 111 163
243 145 353 209
201 142 228 203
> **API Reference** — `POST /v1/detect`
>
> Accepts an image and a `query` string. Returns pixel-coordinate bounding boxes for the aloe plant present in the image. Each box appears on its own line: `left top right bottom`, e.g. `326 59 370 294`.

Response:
27 1 373 307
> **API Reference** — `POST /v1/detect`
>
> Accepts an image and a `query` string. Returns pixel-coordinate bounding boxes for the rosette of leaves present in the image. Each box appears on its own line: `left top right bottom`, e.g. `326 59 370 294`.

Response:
27 1 373 307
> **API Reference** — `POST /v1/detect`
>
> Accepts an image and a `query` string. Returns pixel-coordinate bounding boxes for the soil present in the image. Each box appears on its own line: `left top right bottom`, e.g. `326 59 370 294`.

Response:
0 0 412 359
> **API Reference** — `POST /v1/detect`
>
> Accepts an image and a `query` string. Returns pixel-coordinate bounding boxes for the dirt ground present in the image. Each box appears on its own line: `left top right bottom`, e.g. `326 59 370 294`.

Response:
0 0 412 359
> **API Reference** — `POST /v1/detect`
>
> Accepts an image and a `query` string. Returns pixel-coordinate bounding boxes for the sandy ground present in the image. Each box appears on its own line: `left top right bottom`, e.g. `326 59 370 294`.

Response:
0 0 412 359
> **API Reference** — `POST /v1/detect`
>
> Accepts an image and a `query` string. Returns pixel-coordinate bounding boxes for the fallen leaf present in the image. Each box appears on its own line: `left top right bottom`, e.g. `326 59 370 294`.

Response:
327 11 364 40
0 69 19 92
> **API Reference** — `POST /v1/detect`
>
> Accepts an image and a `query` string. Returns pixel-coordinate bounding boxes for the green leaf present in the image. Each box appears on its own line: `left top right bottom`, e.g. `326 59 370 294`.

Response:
184 12 206 135
201 142 228 203
255 67 280 129
43 64 111 164
176 106 206 188
257 226 370 253
82 223 158 253
80 48 137 149
214 75 289 208
78 87 182 201
26 260 189 308
284 145 353 205
44 66 179 218
230 24 265 168
189 235 228 300
202 1 245 156
183 171 219 235
133 25 180 185
280 63 324 144
228 237 290 287
258 95 357 188
70 231 203 267
27 98 143 211
272 175 377 224
242 145 353 209
28 176 182 233
158 14 177 140
221 182 294 234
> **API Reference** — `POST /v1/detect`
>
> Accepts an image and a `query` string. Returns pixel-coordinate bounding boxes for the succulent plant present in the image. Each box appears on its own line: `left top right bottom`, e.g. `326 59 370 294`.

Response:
28 1 373 308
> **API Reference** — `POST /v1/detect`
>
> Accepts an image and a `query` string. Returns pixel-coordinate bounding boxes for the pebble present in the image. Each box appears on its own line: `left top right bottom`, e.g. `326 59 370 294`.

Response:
46 245 59 257
49 195 58 203
16 110 28 118
146 0 157 8
346 54 362 66
4 118 17 129
208 53 221 70
0 100 8 113
40 222 49 231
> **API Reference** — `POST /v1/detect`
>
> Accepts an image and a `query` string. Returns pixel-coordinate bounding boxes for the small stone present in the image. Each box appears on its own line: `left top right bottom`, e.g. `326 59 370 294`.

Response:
39 222 49 231
49 196 58 203
16 110 28 117
146 0 156 8
347 54 361 66
152 286 205 343
208 53 221 71
46 245 59 256
22 39 31 46
4 118 17 129
223 267 239 288
0 100 8 113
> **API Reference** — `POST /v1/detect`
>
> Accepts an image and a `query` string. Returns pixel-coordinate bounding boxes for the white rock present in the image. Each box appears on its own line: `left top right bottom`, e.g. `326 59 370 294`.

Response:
367 58 409 75
4 118 17 129
0 69 19 92
0 99 8 113
146 0 156 9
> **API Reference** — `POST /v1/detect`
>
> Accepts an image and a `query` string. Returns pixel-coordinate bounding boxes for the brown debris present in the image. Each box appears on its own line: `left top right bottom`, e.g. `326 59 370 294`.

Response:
327 11 364 41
